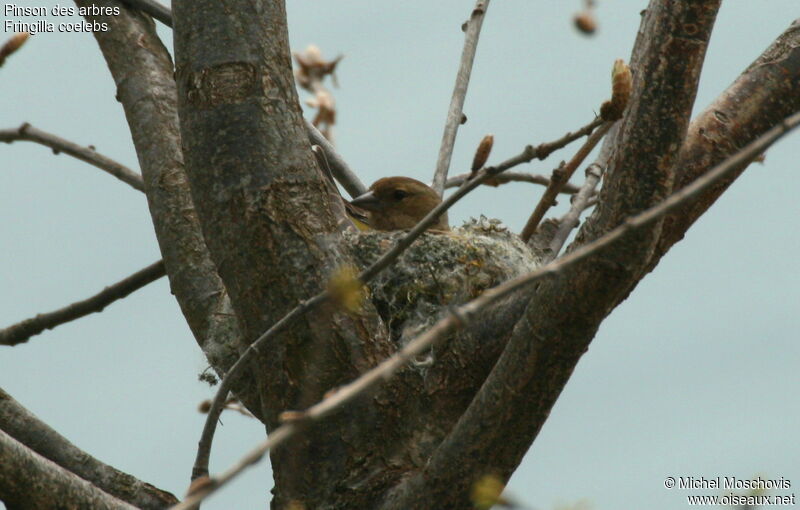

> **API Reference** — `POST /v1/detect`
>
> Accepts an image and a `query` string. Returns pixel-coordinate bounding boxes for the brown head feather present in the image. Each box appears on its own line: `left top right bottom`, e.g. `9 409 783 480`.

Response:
350 177 449 231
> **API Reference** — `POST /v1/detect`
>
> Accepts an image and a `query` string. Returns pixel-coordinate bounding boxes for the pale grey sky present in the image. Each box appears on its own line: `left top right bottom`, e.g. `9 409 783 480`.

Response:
1 2 798 509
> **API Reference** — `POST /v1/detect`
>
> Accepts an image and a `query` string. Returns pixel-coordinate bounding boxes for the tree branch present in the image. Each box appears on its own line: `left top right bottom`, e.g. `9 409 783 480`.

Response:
77 1 249 389
519 121 613 241
120 0 172 27
305 119 366 197
546 161 605 261
172 5 393 505
0 430 140 509
444 171 584 194
545 128 617 261
650 18 800 269
431 0 491 195
0 260 165 347
381 2 723 507
0 123 144 192
0 388 177 509
176 106 800 510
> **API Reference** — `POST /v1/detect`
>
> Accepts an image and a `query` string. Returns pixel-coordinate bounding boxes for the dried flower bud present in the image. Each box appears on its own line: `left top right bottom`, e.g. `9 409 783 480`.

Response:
611 59 632 104
471 134 494 173
573 11 597 35
601 59 632 120
197 400 211 413
0 32 30 67
293 45 342 91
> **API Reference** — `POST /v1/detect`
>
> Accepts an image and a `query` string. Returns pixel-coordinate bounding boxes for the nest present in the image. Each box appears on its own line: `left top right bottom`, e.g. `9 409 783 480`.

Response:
346 216 540 347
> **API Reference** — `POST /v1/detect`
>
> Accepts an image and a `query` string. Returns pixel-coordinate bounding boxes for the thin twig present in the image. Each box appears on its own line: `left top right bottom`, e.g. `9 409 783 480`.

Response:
190 293 327 480
0 261 165 347
0 127 361 349
305 120 366 198
520 121 613 241
172 108 800 510
545 125 617 260
546 162 604 262
0 123 145 192
431 0 491 195
444 171 584 194
120 0 172 27
530 116 606 160
442 115 604 193
191 116 607 481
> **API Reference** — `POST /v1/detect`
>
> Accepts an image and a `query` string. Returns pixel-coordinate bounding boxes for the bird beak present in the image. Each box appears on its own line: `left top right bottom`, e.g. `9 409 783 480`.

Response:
350 191 384 211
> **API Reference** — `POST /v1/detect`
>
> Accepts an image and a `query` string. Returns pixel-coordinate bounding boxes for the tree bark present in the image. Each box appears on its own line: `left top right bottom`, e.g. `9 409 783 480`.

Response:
170 1 404 506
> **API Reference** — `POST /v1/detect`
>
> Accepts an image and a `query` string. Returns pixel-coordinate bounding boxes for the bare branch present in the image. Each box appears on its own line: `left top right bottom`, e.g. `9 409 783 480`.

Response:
546 162 605 261
578 2 720 246
444 171 584 194
520 121 613 241
0 428 143 508
0 261 164 347
443 114 604 196
78 0 250 382
0 430 141 509
0 388 177 508
431 0 491 195
175 108 800 510
0 122 170 347
0 123 144 192
545 125 618 260
119 0 172 27
306 119 366 198
651 18 800 268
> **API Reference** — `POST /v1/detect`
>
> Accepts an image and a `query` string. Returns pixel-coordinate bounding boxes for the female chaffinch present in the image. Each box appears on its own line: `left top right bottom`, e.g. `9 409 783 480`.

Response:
349 177 449 231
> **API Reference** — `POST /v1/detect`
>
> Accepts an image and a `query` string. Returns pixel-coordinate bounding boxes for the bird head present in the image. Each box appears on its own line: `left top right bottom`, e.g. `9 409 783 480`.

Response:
350 176 449 231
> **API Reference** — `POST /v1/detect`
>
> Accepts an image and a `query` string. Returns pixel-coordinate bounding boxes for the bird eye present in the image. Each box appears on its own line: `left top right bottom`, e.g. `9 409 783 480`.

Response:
393 189 409 200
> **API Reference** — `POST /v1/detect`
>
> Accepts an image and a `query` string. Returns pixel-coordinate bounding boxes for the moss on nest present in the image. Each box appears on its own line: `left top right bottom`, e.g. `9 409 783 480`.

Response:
345 216 540 347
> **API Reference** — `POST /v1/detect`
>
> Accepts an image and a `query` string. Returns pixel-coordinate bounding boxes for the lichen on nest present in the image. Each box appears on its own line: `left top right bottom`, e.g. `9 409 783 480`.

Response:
345 216 540 347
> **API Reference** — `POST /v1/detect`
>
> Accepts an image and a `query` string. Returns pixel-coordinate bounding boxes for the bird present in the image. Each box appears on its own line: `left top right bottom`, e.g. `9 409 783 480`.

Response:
310 147 447 231
349 177 449 231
